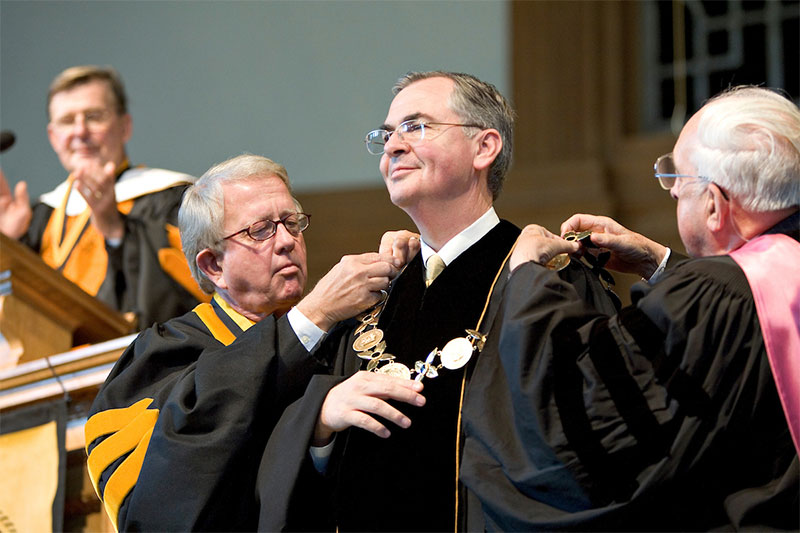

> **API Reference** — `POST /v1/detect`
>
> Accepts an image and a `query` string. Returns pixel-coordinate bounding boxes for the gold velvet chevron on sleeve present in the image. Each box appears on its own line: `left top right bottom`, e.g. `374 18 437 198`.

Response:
85 398 158 531
192 302 238 346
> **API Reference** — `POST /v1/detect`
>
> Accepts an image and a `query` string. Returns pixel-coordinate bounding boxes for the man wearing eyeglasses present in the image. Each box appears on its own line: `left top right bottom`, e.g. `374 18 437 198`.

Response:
473 86 799 530
84 154 415 531
257 72 619 532
0 65 201 330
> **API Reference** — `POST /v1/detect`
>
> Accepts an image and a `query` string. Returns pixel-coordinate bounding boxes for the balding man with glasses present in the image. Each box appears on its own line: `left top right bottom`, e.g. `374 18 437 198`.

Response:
84 154 415 531
258 71 618 532
479 86 800 530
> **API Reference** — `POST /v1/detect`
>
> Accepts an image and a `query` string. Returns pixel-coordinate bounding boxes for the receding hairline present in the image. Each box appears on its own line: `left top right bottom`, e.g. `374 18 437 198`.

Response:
47 66 127 117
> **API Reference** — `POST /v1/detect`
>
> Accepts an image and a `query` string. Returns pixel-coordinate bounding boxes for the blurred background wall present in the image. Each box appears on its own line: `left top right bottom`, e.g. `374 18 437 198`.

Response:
2 0 797 300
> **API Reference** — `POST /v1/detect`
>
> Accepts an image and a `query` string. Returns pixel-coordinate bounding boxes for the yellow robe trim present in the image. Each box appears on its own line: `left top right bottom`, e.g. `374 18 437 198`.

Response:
157 223 211 303
41 187 135 297
44 175 91 269
85 397 153 451
213 293 256 333
193 301 237 346
103 426 155 532
86 402 158 495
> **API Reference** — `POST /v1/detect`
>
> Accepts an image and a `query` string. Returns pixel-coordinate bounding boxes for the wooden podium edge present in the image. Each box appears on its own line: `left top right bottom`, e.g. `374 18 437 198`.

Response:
0 233 134 345
0 333 138 407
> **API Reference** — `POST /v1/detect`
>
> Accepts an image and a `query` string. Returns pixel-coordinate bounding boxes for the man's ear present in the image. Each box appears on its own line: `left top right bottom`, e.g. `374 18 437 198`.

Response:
197 248 226 290
473 128 502 172
704 183 729 233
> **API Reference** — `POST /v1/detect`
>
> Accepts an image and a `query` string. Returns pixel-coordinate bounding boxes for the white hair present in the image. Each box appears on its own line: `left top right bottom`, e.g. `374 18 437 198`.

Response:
691 86 800 212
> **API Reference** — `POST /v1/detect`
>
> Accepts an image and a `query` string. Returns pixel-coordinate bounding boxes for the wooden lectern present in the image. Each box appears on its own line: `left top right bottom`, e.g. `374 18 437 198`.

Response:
0 233 133 368
0 233 136 532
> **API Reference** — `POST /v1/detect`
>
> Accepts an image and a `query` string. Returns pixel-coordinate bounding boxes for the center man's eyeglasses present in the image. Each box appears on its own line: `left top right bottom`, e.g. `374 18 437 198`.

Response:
364 119 483 155
222 213 311 242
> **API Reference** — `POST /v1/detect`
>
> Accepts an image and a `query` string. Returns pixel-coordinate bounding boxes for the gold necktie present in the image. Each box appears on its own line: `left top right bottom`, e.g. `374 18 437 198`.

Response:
425 253 446 287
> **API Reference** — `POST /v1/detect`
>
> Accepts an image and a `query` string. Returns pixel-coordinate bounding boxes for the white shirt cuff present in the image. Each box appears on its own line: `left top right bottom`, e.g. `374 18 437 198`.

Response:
309 436 336 473
287 307 326 352
647 247 671 284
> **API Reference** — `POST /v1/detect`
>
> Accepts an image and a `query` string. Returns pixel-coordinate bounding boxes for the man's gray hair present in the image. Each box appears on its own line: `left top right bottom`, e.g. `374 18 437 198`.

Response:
394 71 515 200
692 86 800 212
179 154 301 294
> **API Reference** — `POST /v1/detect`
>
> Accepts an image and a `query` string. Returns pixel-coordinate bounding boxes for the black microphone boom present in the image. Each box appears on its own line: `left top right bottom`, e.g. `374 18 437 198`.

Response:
0 130 16 152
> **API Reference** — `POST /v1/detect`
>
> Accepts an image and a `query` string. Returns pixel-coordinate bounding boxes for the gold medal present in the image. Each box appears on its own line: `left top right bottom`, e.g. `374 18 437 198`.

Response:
440 337 474 370
357 342 386 360
378 361 411 380
353 328 384 352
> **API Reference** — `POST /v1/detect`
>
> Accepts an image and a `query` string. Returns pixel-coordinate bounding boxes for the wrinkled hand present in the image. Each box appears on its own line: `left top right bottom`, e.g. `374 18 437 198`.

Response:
509 224 580 273
0 168 32 239
379 230 421 267
560 214 668 279
296 252 401 331
313 371 425 446
72 160 124 241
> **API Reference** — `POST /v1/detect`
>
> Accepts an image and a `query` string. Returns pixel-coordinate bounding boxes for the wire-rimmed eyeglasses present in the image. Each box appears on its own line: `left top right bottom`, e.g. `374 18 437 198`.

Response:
364 119 483 155
222 213 311 242
654 153 713 190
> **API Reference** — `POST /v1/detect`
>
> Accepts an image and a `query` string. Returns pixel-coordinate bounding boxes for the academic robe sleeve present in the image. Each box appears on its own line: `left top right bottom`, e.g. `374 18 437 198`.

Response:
109 184 200 329
483 257 798 530
86 313 323 531
255 323 356 532
18 201 54 252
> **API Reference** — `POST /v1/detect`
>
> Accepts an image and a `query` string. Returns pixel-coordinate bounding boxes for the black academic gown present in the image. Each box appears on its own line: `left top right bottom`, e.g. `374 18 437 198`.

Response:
22 174 199 330
465 215 800 531
257 220 620 531
86 297 327 531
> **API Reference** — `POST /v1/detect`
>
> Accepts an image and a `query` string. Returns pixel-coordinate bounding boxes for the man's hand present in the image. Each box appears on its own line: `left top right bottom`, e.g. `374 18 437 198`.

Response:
509 224 580 273
296 253 401 332
313 371 425 446
72 160 124 241
379 230 420 267
560 214 668 279
0 168 32 239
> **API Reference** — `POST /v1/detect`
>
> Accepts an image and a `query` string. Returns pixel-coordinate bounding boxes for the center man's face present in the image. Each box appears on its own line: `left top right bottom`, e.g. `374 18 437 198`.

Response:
216 176 308 317
378 77 479 210
47 79 131 174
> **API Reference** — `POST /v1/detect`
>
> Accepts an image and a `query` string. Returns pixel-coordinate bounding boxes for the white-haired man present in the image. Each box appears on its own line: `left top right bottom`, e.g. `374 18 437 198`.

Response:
480 86 799 530
84 154 417 530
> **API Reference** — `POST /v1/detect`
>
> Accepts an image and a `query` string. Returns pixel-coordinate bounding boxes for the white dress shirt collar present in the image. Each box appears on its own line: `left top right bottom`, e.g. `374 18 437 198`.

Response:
420 207 500 268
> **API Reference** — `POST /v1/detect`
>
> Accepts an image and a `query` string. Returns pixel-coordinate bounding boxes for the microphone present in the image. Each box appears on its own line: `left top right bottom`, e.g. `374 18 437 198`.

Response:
0 130 15 153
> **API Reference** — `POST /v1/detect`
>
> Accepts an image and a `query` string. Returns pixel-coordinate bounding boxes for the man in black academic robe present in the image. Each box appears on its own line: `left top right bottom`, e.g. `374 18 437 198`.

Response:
85 154 404 530
469 86 800 530
257 71 619 532
0 65 200 330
